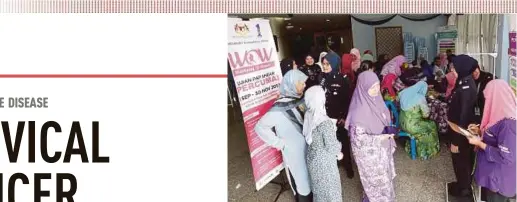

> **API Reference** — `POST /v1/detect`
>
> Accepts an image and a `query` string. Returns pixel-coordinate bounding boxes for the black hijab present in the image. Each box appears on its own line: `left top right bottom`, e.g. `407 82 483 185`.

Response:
451 55 478 80
301 54 322 90
300 54 320 72
280 58 295 76
474 65 494 85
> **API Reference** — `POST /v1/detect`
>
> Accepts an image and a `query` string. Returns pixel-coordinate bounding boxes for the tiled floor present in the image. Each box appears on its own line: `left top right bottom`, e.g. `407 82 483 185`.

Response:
228 109 461 202
227 109 516 202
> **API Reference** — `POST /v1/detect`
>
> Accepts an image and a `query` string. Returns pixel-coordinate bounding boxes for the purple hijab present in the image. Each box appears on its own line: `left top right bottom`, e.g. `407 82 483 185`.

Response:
345 71 390 134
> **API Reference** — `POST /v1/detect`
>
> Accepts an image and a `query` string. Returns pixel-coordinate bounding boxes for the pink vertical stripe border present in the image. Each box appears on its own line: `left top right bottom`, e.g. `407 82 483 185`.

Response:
0 0 515 13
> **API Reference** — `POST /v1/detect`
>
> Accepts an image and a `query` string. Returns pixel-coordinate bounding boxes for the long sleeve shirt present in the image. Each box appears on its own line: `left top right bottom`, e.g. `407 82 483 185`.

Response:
475 118 516 197
447 76 477 146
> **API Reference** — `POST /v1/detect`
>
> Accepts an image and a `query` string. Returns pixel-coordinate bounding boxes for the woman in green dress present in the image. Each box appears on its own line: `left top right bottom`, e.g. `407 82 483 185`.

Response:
398 81 440 159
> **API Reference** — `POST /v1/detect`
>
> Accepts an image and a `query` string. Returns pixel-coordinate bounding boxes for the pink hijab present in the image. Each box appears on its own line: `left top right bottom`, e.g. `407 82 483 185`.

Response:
341 54 355 82
381 73 397 97
381 55 406 77
480 79 517 133
445 72 457 98
350 48 361 72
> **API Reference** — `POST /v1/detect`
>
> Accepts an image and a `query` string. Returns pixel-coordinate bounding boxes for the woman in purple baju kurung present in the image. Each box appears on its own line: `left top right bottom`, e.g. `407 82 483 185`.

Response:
345 71 397 202
467 80 516 202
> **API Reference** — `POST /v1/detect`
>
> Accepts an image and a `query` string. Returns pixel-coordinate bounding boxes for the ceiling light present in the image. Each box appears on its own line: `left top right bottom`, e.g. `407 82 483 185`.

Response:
286 25 294 29
284 18 292 21
326 19 331 22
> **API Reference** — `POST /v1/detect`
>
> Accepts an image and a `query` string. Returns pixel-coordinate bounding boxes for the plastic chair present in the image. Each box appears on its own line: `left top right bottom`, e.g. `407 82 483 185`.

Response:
384 100 417 160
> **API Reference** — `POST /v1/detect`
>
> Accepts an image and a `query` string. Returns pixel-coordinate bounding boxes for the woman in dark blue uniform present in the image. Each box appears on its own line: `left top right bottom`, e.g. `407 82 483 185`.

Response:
320 55 354 179
447 55 478 199
472 65 495 124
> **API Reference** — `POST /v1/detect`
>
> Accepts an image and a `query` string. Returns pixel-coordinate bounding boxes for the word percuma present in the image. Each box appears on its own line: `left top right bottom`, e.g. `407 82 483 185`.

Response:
0 97 48 108
0 121 109 202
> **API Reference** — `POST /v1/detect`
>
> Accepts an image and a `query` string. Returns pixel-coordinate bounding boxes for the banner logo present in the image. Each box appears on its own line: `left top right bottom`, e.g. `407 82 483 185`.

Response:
256 24 262 38
228 48 273 70
234 23 250 36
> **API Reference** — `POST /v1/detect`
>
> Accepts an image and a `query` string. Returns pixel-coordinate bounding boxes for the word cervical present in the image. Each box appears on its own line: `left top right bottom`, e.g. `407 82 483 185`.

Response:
0 121 109 202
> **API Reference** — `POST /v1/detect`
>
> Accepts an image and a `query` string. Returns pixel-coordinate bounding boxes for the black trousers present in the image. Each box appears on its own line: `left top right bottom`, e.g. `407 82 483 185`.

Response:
451 138 475 190
337 127 353 172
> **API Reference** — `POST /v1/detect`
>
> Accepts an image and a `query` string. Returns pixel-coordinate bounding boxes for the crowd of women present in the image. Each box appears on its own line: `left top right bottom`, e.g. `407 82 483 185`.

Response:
253 43 516 202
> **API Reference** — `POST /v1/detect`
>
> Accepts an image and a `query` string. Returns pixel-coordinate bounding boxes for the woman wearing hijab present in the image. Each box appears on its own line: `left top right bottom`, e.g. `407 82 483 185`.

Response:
467 80 516 202
304 86 343 202
280 58 298 76
425 66 456 136
362 53 374 63
325 44 342 74
381 73 398 102
254 70 312 201
398 81 440 159
426 61 454 136
445 67 458 99
321 56 355 178
316 52 328 71
341 54 355 84
345 71 397 202
380 55 405 77
350 48 362 73
447 55 479 198
472 65 495 124
299 54 323 90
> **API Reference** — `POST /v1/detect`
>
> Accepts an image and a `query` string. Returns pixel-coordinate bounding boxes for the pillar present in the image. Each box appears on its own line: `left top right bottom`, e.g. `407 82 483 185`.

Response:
496 15 510 81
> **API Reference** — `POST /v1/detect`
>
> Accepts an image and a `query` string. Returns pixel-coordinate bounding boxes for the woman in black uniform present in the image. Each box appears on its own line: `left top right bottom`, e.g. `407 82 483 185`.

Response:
447 55 478 199
320 55 354 179
472 65 494 123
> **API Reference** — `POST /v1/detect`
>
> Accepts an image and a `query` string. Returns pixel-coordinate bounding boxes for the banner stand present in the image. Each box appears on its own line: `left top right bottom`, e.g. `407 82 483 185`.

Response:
269 170 290 202
228 18 285 192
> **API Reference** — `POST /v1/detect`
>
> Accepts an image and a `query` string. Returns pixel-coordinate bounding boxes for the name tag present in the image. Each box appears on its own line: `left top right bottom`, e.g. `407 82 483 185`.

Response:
462 86 470 89
475 107 481 116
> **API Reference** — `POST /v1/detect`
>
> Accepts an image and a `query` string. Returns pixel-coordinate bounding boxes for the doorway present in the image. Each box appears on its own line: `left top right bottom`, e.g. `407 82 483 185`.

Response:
314 30 354 56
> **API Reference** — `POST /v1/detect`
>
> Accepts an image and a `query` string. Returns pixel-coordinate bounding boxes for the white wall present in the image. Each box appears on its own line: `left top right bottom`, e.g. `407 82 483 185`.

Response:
351 15 448 60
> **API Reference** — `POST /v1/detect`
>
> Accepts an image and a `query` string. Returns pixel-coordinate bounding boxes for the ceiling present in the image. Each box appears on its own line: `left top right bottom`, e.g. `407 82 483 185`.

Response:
231 14 352 34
